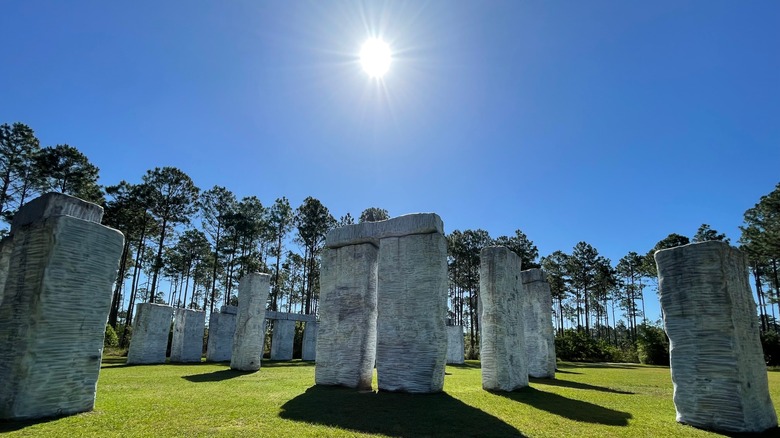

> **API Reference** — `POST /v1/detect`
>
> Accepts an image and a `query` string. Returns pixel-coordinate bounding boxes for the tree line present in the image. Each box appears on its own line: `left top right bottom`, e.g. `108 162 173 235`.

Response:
3 121 779 363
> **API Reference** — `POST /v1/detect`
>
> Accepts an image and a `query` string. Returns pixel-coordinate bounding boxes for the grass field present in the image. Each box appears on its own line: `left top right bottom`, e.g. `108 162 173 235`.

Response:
2 358 779 437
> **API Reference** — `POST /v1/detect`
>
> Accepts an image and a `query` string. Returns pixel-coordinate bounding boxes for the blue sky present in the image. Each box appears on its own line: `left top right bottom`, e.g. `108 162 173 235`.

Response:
2 1 779 321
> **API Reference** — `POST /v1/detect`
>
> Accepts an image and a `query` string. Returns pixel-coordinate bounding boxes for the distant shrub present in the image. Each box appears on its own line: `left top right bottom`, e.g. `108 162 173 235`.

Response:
636 323 669 365
104 324 119 348
555 329 615 362
762 331 780 366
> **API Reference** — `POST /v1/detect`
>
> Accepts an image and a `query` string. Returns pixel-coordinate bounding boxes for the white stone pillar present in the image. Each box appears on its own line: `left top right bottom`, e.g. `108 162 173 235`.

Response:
0 193 124 420
446 325 465 365
230 273 270 371
655 241 777 433
521 268 556 379
206 306 237 362
302 321 318 361
479 246 528 392
377 231 448 393
127 303 174 364
270 319 295 360
170 308 205 363
315 244 378 389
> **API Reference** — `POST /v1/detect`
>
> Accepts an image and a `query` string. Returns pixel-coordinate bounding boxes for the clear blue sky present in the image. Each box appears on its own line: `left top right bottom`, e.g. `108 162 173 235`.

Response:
2 1 779 321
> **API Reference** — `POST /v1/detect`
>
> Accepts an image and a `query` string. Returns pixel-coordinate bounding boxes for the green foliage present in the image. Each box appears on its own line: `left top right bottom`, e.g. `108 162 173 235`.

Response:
692 223 729 243
493 229 540 268
762 331 780 366
635 323 669 365
35 144 103 203
555 329 619 362
358 207 389 223
104 324 119 348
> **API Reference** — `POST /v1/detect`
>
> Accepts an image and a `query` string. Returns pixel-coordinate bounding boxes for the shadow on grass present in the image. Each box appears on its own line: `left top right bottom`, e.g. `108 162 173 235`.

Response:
554 369 581 375
262 360 316 368
447 362 481 369
494 387 632 426
562 362 655 370
280 385 525 437
530 377 633 394
0 413 68 432
182 369 257 382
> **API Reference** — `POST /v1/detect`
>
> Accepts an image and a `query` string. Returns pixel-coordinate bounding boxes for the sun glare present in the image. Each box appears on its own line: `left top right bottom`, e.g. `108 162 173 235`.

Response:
360 38 391 78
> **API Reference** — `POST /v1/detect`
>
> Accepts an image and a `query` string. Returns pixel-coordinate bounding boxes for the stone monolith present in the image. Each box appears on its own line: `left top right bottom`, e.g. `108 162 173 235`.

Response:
206 306 237 362
446 325 465 365
230 273 270 371
302 321 318 361
521 268 556 379
0 193 123 420
655 241 777 433
316 244 378 389
170 308 206 363
479 246 528 392
376 231 448 393
271 319 295 360
127 303 174 364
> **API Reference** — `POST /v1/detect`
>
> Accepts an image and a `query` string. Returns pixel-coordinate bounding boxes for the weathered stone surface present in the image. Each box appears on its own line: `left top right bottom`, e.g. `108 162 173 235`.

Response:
446 325 465 365
270 319 295 360
127 303 174 365
316 244 378 389
170 308 205 363
11 192 103 229
231 273 270 371
266 310 317 322
521 268 556 379
0 204 123 420
479 246 528 392
206 311 237 362
655 241 777 433
377 232 448 393
325 213 444 249
302 321 318 361
221 305 238 315
0 235 13 308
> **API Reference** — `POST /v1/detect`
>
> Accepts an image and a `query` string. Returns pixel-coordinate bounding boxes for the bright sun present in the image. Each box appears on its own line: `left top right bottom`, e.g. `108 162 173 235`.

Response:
360 38 391 78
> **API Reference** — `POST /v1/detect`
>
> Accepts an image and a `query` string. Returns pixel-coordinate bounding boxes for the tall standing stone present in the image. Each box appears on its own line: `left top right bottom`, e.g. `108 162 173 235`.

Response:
521 268 556 379
170 308 206 363
377 231 448 393
316 244 378 389
479 246 528 392
446 325 465 365
270 319 295 360
206 305 237 362
302 321 318 361
127 303 174 364
0 193 124 420
655 241 777 433
0 235 13 307
231 273 270 371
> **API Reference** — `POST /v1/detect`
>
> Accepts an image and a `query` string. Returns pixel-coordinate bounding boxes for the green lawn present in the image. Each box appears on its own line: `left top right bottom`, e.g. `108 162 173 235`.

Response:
2 358 779 437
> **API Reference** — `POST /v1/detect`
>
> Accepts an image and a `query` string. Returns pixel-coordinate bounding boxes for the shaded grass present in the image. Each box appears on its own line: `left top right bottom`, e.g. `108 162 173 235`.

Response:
1 358 779 437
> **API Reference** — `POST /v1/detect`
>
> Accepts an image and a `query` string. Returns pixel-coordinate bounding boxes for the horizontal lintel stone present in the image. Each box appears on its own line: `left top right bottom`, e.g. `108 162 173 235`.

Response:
325 213 444 249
